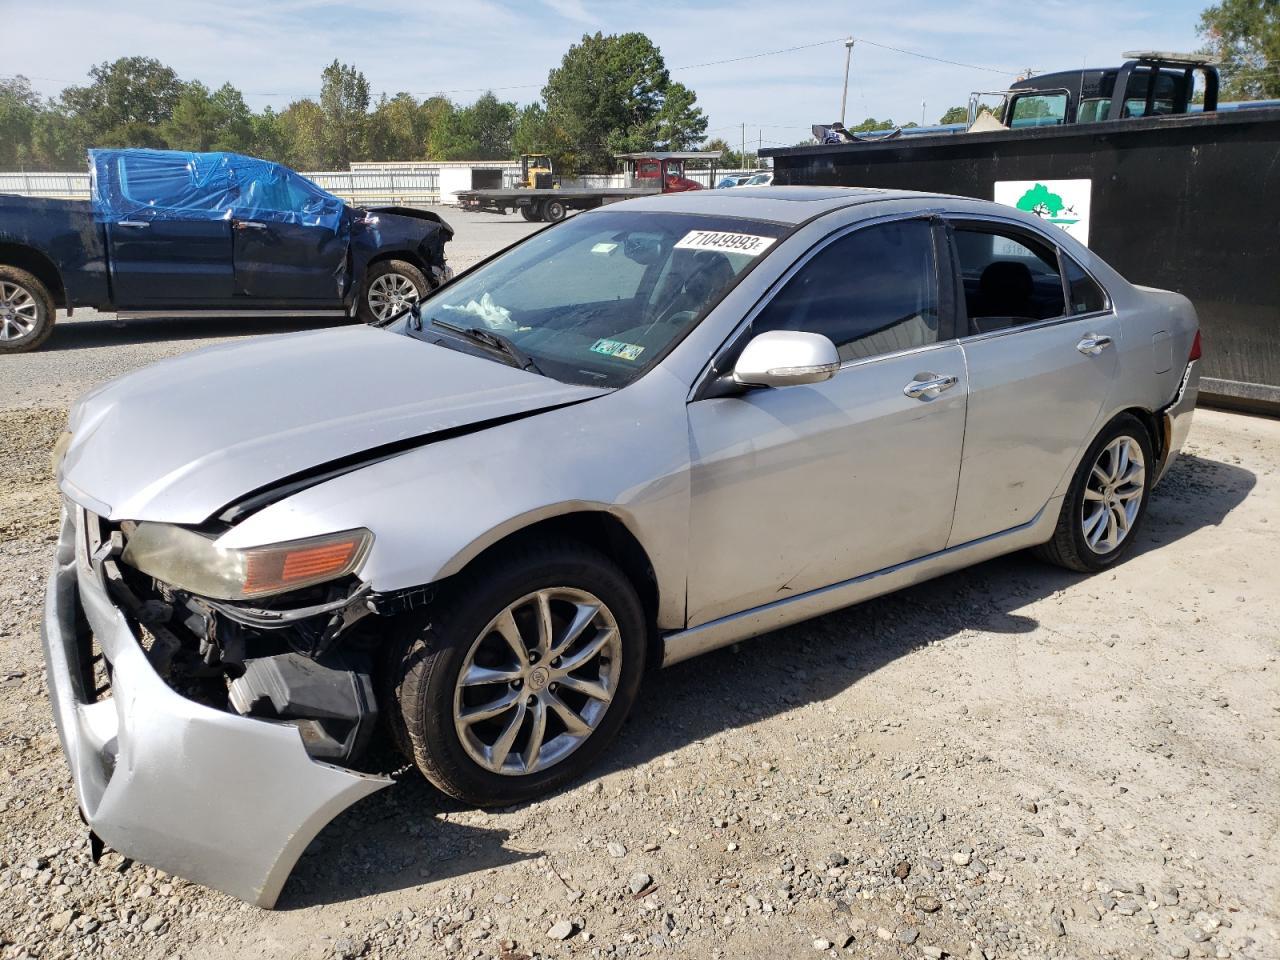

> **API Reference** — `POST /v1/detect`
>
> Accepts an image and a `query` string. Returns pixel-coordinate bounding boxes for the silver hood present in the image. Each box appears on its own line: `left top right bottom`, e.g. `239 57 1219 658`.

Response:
59 325 607 523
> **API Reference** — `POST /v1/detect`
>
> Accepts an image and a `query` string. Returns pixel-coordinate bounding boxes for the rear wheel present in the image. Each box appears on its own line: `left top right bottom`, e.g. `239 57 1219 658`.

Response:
519 205 538 222
356 259 429 324
0 267 55 353
543 200 567 223
1034 413 1153 573
391 541 646 806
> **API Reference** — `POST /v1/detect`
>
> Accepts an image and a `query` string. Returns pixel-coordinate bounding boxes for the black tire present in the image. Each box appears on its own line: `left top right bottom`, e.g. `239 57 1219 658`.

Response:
0 266 56 353
355 259 429 324
391 540 646 806
519 205 537 221
543 200 567 223
1034 413 1154 573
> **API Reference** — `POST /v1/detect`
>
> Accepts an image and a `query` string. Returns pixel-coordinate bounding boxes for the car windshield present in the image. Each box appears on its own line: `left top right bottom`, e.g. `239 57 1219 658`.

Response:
395 210 789 387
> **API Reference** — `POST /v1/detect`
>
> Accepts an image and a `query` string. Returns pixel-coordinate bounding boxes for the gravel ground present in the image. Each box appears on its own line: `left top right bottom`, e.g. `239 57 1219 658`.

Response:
0 207 1277 960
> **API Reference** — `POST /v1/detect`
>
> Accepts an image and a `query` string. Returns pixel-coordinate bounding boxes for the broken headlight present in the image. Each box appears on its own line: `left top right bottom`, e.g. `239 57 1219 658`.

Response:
121 523 373 601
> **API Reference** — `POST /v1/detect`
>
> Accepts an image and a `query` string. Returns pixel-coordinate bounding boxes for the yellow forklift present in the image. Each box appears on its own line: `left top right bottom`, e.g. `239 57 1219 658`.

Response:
520 154 556 190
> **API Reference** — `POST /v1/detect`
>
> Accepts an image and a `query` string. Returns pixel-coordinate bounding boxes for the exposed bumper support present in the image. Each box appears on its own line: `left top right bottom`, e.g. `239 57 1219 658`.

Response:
42 505 391 907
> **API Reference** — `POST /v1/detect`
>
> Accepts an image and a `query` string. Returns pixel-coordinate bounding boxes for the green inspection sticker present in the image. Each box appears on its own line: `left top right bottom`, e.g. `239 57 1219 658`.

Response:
591 338 645 361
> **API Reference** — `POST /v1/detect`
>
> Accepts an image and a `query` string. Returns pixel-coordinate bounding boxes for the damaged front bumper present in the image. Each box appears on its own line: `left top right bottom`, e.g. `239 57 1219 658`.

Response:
41 503 392 907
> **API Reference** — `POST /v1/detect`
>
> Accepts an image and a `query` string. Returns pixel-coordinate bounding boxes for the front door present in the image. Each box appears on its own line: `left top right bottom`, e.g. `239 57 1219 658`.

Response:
232 219 349 301
685 217 968 627
944 219 1120 545
232 170 349 301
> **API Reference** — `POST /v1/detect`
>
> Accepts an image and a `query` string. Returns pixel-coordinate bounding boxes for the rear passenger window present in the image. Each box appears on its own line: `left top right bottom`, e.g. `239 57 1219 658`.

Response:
952 226 1065 332
752 219 940 362
1062 254 1108 314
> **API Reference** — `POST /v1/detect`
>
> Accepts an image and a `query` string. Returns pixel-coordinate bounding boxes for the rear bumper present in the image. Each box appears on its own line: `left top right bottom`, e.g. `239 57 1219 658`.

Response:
42 504 391 907
1157 360 1200 485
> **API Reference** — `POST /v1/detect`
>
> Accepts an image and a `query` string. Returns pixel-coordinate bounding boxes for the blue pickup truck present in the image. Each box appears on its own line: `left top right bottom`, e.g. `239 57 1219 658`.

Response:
0 149 453 352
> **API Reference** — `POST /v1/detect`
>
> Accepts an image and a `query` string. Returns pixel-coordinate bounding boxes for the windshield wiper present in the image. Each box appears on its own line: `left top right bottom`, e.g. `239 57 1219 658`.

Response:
428 317 543 375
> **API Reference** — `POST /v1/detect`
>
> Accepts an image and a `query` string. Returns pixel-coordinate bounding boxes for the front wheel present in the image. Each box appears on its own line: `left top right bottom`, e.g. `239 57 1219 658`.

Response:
356 259 429 324
0 267 55 353
1034 413 1154 573
391 541 646 806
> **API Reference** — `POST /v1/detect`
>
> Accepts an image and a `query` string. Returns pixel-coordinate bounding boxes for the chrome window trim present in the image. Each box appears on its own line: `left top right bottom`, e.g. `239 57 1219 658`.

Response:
689 210 949 400
941 212 1116 344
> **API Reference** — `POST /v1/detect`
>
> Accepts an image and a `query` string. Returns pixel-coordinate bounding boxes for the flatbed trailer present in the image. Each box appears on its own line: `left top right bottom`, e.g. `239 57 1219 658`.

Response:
456 150 722 223
455 186 659 222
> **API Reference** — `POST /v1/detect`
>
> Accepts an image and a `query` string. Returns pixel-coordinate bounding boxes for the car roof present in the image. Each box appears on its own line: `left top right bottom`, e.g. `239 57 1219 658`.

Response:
614 186 946 225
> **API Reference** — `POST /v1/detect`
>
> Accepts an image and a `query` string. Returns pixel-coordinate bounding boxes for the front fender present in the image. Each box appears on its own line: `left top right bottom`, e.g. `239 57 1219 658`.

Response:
216 372 694 630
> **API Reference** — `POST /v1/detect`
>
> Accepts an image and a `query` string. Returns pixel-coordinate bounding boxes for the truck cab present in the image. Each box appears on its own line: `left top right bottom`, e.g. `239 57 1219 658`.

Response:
618 153 713 193
998 52 1220 128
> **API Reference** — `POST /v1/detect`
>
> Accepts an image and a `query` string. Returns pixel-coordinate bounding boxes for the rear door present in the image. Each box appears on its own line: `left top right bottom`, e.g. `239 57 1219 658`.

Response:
944 217 1119 545
231 171 349 302
105 152 234 304
685 216 968 626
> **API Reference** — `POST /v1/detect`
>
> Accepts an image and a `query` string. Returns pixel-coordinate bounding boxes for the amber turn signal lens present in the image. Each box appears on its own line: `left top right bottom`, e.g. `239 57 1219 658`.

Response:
241 533 370 597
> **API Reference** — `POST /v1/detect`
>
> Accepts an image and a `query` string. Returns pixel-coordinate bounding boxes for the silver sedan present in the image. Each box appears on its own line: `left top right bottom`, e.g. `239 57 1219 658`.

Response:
44 187 1200 905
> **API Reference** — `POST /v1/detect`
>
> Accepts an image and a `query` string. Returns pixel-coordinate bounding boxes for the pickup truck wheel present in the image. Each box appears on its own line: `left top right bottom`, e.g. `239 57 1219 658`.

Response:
391 540 646 806
543 200 567 223
357 260 429 324
0 268 55 353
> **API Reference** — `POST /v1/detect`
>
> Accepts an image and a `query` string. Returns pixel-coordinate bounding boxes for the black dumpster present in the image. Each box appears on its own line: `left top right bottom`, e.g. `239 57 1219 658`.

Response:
764 107 1280 412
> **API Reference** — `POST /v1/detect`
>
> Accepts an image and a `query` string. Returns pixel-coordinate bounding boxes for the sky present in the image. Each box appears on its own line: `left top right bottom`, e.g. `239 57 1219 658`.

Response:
2 0 1211 153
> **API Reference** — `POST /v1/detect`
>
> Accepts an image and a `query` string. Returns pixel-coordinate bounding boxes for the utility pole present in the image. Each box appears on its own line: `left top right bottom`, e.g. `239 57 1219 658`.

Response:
921 99 927 127
840 38 855 126
741 123 746 171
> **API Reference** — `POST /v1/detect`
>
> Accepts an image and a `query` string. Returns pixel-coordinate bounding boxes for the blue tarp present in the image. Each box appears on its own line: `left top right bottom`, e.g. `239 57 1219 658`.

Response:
88 148 346 232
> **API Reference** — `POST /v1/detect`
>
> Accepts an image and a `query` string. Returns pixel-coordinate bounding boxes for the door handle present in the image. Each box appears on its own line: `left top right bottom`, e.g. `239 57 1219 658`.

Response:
234 220 268 230
115 220 149 228
1076 334 1113 356
903 373 959 400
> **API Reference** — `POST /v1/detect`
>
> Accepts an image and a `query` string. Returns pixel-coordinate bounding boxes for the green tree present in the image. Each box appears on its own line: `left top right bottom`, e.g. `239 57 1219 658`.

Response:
939 105 969 124
277 98 328 169
1199 0 1280 99
0 76 42 168
319 60 371 167
162 81 252 152
464 92 518 159
542 32 708 174
250 106 288 163
60 57 184 145
366 92 429 160
512 103 552 156
28 110 84 169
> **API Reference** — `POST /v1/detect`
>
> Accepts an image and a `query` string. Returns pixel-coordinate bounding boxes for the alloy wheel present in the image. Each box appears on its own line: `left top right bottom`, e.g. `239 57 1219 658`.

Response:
1081 436 1146 554
366 273 420 321
453 588 622 776
0 281 39 341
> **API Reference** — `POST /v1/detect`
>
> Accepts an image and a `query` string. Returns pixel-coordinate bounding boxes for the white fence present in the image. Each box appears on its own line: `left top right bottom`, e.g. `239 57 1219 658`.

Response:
0 164 766 206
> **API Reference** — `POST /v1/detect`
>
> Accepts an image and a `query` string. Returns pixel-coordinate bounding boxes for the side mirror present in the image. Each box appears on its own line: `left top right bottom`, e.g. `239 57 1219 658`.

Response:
732 330 841 388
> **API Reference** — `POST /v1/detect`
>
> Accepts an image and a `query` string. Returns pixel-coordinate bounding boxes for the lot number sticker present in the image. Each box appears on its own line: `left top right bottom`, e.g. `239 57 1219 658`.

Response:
675 230 776 256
